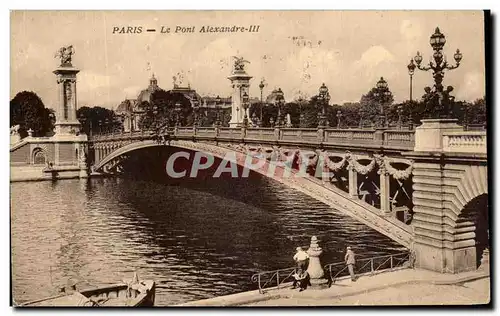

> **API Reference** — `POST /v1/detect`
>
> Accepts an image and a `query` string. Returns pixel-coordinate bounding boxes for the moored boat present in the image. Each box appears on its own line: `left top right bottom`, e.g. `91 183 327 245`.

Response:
19 273 155 307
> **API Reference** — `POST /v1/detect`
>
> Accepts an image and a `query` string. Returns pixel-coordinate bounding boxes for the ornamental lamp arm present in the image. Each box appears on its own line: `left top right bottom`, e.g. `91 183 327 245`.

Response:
417 63 432 71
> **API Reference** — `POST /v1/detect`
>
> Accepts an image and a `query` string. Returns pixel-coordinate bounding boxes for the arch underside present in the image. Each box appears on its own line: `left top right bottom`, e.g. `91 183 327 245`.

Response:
94 139 413 248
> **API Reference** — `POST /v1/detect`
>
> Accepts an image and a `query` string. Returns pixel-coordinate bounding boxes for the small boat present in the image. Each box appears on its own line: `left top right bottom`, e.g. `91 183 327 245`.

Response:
20 273 155 307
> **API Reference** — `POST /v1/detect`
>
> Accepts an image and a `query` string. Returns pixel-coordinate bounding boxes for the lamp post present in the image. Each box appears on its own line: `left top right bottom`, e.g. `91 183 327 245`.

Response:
242 91 250 127
407 59 416 130
397 104 403 129
298 98 305 128
414 27 462 119
275 88 284 127
193 99 200 127
215 95 222 127
373 77 392 129
317 83 330 128
259 79 265 123
174 101 181 127
336 110 342 129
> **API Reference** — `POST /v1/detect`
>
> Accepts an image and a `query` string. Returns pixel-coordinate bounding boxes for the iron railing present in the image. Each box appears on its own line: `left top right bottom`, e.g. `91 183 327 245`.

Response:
324 251 411 285
250 266 297 294
251 251 411 294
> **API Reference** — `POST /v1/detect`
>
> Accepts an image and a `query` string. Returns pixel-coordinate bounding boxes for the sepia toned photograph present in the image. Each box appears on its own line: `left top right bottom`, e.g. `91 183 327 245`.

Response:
9 10 490 307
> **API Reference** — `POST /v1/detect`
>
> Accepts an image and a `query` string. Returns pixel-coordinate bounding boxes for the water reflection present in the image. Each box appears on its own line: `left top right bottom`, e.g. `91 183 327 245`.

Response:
11 176 405 306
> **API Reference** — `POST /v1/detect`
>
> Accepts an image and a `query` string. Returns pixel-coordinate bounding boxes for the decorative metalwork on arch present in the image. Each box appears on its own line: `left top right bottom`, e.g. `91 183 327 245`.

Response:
92 139 413 247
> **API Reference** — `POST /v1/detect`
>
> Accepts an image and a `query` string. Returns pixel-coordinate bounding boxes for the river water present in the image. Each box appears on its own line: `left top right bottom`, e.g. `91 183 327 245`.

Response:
11 176 405 306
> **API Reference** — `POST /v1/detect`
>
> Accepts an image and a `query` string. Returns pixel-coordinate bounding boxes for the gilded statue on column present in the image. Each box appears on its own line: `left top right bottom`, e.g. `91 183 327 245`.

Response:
55 45 75 66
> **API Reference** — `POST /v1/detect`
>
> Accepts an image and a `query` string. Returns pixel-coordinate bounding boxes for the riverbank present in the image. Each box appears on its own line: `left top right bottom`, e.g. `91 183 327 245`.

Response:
178 268 490 306
10 166 107 182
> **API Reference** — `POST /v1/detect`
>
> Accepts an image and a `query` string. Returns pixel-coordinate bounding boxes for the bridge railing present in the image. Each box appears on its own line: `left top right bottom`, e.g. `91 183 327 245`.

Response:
250 251 411 294
90 127 416 149
443 131 487 154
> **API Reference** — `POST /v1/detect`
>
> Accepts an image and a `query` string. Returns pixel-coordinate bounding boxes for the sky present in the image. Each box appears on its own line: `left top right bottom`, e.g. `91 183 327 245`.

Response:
10 10 486 110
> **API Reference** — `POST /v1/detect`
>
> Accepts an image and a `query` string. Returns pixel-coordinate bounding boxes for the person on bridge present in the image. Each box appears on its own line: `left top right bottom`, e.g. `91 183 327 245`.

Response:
345 246 356 281
293 246 309 270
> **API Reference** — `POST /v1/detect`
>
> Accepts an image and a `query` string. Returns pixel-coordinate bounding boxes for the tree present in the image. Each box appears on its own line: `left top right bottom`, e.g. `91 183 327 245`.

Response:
10 91 54 137
359 87 394 126
77 106 121 135
140 90 194 129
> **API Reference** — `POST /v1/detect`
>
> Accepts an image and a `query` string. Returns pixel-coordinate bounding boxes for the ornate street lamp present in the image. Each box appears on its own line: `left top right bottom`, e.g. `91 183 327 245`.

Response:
215 95 222 127
397 104 403 129
298 97 305 128
275 88 285 127
373 77 392 129
174 101 182 127
192 99 200 127
414 27 462 119
317 83 330 128
336 110 342 129
242 91 250 127
407 59 416 130
259 78 265 123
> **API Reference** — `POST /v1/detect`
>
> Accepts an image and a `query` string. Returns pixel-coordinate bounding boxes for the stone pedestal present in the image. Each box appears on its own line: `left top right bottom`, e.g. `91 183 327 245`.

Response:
414 119 462 152
53 65 82 135
306 236 328 287
228 70 252 128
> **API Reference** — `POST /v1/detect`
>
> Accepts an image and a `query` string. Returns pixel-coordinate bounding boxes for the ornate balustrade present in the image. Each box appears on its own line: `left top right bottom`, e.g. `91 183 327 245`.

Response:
443 131 487 154
245 127 275 140
384 130 415 147
324 129 376 145
280 128 318 142
90 126 417 150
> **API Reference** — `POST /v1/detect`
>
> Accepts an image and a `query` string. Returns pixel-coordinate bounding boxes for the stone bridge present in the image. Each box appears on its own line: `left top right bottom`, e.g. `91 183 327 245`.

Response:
87 122 488 274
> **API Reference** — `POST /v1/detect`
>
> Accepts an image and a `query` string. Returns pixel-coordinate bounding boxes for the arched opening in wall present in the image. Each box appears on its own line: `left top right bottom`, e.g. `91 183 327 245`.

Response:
75 148 79 163
457 193 489 269
32 148 46 165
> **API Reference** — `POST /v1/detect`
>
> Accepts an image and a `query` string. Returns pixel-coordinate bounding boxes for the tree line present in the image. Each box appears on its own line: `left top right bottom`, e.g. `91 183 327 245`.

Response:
10 89 487 138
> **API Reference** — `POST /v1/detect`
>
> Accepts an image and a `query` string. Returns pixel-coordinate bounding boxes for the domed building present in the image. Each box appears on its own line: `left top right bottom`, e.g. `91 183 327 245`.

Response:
116 74 207 131
116 74 161 132
265 88 286 104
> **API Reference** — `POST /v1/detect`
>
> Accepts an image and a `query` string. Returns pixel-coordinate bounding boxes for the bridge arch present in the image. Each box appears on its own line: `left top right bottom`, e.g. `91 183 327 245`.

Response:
444 165 489 271
92 139 413 247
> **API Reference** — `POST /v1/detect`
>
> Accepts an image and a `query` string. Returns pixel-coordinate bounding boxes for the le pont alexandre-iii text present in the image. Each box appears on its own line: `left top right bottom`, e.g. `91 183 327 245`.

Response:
112 25 261 34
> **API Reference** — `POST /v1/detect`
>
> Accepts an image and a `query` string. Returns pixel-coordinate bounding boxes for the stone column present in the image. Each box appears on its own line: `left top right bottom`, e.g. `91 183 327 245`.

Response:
348 163 358 198
379 171 391 213
306 236 327 287
53 66 81 135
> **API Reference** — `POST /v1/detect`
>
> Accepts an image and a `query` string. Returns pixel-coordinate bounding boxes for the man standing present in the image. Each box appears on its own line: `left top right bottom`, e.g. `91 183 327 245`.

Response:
345 246 356 281
293 246 309 270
